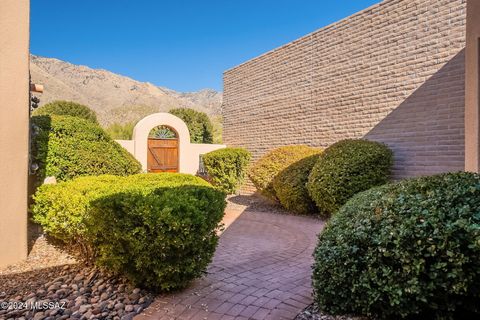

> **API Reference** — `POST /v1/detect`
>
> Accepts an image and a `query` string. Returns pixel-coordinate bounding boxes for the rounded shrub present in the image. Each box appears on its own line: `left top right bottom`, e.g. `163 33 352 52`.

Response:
313 172 480 319
169 108 213 143
273 153 321 214
33 100 98 124
202 147 251 194
32 173 227 291
307 139 393 216
31 115 141 182
248 145 320 200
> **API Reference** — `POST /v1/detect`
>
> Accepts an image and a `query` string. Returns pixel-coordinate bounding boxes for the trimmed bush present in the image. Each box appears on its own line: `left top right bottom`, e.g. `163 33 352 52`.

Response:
32 173 227 291
169 108 213 143
307 139 392 216
248 145 320 200
313 172 480 319
33 100 98 124
273 153 321 214
202 148 251 194
31 115 141 182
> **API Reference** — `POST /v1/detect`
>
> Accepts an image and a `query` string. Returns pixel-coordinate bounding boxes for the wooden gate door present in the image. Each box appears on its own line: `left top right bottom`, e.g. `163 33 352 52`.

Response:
147 138 179 173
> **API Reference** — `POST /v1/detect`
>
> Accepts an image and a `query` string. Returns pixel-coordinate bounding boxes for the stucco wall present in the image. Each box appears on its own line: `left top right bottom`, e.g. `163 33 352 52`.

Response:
223 0 467 180
116 140 135 155
465 0 480 172
0 0 30 267
117 113 225 175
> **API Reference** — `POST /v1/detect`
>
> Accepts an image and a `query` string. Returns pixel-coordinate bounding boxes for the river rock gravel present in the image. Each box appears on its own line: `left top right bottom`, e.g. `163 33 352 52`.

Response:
295 304 368 320
0 236 153 320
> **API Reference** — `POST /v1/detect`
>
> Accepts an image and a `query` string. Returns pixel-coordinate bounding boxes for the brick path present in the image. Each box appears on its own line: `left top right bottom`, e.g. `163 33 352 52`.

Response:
136 208 324 320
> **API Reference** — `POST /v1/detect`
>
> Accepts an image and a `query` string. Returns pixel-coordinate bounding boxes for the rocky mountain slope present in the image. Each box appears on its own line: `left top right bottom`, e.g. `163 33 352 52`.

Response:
30 55 222 125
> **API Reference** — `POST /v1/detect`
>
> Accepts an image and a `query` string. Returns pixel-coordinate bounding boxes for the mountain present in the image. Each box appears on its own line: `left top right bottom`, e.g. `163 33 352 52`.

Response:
30 55 222 126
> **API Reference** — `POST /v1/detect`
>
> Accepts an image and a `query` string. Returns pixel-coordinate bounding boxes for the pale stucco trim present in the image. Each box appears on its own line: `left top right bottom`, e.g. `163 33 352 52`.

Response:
117 113 226 175
465 0 480 172
0 0 30 267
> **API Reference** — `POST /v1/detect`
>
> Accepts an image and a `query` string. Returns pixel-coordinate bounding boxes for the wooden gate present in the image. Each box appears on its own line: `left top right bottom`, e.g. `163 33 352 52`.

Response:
147 138 179 173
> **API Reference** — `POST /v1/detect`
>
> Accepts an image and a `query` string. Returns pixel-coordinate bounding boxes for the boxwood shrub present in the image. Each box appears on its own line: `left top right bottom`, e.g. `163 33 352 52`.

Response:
307 139 392 216
248 145 320 200
32 173 226 291
202 147 251 194
313 172 480 319
272 153 321 214
33 100 98 124
31 115 141 182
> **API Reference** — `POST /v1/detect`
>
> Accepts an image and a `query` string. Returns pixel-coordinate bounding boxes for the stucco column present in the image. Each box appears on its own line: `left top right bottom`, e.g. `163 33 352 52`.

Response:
0 0 30 267
465 0 480 172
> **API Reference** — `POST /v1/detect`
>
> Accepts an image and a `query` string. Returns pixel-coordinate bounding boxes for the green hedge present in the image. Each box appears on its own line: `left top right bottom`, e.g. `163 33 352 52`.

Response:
307 139 392 216
202 148 251 194
33 100 98 124
169 108 213 143
32 173 226 291
248 145 320 200
273 153 321 214
313 172 480 319
31 115 141 182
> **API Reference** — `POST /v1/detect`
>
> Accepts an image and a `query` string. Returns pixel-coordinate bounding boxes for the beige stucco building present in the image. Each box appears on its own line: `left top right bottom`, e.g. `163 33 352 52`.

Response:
0 0 30 267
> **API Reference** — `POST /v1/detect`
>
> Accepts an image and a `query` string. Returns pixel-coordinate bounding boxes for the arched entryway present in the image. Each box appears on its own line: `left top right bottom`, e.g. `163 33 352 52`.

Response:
116 112 225 174
147 126 179 173
131 113 191 173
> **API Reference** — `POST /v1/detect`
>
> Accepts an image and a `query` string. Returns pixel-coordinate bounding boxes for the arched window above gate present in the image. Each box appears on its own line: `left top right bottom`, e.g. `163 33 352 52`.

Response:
149 125 178 139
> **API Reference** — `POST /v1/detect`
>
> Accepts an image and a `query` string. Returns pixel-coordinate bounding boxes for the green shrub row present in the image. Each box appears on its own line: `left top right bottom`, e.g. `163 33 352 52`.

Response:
202 148 251 194
33 100 99 124
313 172 480 319
248 140 392 216
248 145 320 201
32 173 226 291
31 115 141 182
272 154 321 214
307 139 393 216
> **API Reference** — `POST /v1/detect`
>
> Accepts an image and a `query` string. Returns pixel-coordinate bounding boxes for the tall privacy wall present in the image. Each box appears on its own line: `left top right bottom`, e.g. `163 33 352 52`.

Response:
223 0 466 179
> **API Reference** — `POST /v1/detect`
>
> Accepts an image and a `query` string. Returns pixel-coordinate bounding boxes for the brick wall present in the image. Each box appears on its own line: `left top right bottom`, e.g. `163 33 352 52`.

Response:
223 0 466 180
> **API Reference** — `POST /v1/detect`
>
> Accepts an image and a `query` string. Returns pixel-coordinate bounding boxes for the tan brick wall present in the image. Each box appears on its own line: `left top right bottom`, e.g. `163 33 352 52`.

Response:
223 0 466 180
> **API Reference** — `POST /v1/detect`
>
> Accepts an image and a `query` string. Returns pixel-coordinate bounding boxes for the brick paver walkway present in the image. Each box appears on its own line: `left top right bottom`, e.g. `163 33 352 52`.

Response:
136 209 324 320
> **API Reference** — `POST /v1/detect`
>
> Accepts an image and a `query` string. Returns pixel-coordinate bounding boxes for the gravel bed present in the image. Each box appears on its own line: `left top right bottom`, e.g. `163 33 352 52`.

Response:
0 236 153 320
295 304 368 320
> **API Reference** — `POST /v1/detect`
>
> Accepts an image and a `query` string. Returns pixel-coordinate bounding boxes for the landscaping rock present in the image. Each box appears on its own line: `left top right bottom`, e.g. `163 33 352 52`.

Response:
0 240 154 320
295 304 367 320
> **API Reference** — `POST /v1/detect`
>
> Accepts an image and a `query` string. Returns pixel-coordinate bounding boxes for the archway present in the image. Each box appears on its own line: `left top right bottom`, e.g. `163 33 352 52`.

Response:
147 125 179 172
132 113 191 172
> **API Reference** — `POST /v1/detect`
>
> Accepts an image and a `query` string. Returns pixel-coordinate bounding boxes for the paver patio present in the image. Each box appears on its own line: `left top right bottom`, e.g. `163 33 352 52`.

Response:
136 201 324 320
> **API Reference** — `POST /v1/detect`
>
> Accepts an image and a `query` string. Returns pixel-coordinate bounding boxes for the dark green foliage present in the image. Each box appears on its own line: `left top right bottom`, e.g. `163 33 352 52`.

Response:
307 139 393 216
273 153 321 214
32 173 226 291
248 145 320 200
33 100 98 124
31 115 141 182
105 122 136 140
313 172 480 319
169 108 213 143
149 125 176 139
202 148 251 194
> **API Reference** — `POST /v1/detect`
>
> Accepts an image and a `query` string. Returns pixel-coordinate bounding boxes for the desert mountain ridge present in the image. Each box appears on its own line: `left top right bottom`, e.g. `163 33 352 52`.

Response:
30 55 222 126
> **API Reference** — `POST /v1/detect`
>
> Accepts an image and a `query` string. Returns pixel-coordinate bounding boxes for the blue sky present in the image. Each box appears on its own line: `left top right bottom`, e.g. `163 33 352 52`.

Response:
31 0 380 92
